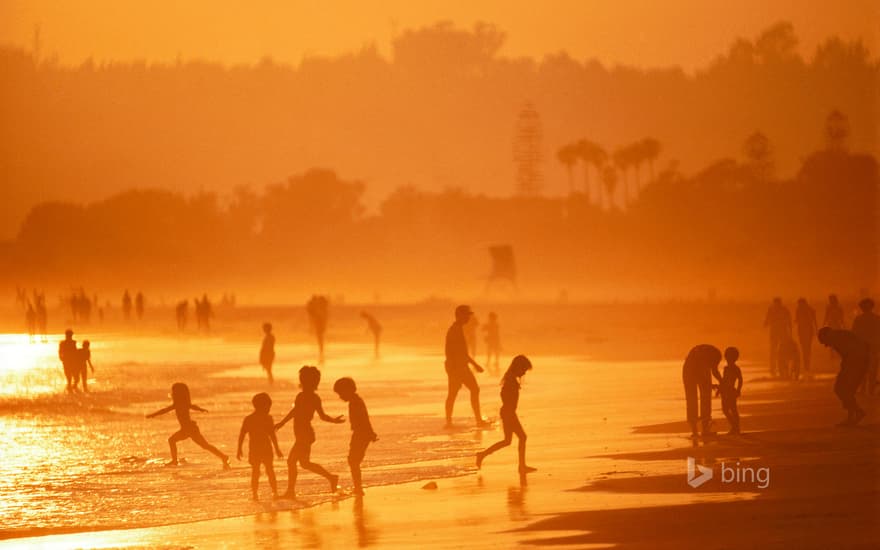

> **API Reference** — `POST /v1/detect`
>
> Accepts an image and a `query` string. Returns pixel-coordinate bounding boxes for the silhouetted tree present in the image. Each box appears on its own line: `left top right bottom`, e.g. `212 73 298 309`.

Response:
556 143 579 195
743 131 774 181
824 109 850 151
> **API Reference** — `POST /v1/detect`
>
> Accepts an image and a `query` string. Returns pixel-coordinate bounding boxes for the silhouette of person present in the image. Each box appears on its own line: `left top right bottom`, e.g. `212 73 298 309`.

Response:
763 297 792 377
25 302 36 343
260 323 276 385
122 291 133 321
777 335 801 380
306 296 329 363
476 355 536 473
483 312 501 374
199 294 213 332
333 377 378 496
237 392 284 500
851 298 880 395
682 344 722 438
360 312 382 359
175 300 188 331
135 292 144 320
444 305 488 427
817 327 868 426
275 366 344 498
58 329 78 392
35 294 48 342
717 347 743 434
795 298 819 378
77 340 94 392
823 294 846 329
146 383 230 468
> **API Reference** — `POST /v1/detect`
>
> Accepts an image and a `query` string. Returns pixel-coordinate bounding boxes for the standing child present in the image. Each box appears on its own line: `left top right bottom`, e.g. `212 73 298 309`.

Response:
260 323 276 385
237 392 284 500
476 355 537 474
146 382 230 469
78 340 95 392
275 366 344 498
333 377 378 495
718 347 744 434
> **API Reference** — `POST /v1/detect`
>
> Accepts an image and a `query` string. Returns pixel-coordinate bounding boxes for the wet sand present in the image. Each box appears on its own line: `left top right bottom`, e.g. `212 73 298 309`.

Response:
1 303 878 548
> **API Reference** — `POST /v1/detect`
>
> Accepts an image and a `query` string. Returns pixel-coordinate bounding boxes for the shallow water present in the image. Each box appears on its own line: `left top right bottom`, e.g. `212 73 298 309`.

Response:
0 330 715 540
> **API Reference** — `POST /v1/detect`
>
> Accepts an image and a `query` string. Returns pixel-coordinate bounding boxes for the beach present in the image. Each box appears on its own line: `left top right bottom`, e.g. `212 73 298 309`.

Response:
0 302 878 548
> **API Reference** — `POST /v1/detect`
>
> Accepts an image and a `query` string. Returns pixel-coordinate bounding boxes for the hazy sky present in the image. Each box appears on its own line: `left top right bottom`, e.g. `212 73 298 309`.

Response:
1 0 876 70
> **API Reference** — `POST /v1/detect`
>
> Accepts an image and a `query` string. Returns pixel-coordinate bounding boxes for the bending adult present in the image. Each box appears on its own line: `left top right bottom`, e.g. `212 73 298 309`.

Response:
445 305 487 427
817 327 868 426
682 344 723 438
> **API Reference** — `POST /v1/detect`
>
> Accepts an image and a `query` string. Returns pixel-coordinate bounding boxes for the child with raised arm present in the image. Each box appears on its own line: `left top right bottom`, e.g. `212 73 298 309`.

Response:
476 355 536 474
237 392 284 500
260 323 276 385
719 347 744 434
77 340 95 392
275 366 344 498
333 377 378 496
146 382 230 469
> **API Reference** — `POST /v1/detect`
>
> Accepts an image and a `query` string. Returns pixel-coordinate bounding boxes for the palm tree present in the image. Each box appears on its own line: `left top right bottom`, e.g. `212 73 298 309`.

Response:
639 138 661 184
612 146 633 205
601 165 618 210
556 143 579 195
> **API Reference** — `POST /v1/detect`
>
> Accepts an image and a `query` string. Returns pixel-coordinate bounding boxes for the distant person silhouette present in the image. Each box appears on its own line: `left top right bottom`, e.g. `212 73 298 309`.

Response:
35 294 48 342
777 335 801 380
260 323 276 385
333 377 378 496
360 312 382 359
306 295 329 363
59 329 78 392
852 298 880 395
77 340 95 392
25 303 36 343
795 298 819 378
476 355 536 473
198 294 213 332
763 297 792 377
717 347 743 434
175 300 188 331
823 294 846 329
444 305 488 427
682 344 723 438
122 290 133 321
817 327 868 426
483 312 501 374
237 392 284 500
135 292 144 320
275 366 344 498
146 383 230 468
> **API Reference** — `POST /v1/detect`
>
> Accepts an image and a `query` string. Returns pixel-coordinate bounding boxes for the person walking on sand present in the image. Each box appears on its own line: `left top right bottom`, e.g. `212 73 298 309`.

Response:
795 298 819 378
476 355 537 474
260 323 276 385
275 366 344 498
682 344 723 438
360 311 382 359
445 305 489 427
77 340 95 392
763 297 792 377
817 327 869 426
58 329 78 392
851 298 880 395
334 377 378 495
146 382 231 468
483 312 501 374
717 347 743 434
122 290 133 321
237 392 284 500
306 295 329 363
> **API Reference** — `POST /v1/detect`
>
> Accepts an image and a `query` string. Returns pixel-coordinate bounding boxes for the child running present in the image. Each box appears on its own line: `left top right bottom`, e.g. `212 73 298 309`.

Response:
275 366 344 498
333 377 378 496
718 347 744 434
476 355 536 474
260 322 276 385
237 392 284 500
146 382 230 469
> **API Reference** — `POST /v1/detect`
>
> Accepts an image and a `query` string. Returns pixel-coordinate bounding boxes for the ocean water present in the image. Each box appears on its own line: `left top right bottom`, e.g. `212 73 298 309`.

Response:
0 326 706 542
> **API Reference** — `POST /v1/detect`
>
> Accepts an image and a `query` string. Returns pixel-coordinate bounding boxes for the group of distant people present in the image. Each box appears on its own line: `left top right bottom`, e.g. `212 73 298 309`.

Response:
122 290 145 321
58 329 95 392
20 290 48 342
174 295 214 332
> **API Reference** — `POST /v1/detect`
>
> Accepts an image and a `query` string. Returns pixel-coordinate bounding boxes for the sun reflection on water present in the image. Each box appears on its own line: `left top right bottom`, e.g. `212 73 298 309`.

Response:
0 334 62 396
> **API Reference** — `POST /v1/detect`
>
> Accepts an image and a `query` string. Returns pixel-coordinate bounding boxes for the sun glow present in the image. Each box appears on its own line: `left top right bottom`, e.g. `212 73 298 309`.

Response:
0 334 60 396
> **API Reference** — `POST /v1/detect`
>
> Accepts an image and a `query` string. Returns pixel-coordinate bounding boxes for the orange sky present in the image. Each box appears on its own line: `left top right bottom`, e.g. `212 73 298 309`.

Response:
0 0 876 70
